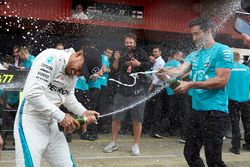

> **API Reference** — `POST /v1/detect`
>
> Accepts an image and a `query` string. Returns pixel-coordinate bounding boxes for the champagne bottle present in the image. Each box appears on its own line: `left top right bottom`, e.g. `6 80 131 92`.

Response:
58 116 87 132
75 116 88 125
165 75 180 89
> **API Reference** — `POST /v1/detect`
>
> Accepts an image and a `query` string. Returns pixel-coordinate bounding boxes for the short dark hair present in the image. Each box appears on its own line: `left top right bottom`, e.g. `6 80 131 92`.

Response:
124 33 137 42
56 42 64 46
105 48 113 51
189 16 215 32
13 45 20 51
152 46 162 52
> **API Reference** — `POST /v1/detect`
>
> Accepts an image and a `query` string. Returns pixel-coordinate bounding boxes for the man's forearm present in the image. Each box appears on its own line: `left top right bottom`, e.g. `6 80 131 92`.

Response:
166 62 191 78
167 67 185 78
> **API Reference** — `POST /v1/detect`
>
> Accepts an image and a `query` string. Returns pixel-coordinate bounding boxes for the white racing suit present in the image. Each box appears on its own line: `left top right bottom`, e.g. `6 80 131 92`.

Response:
14 48 86 167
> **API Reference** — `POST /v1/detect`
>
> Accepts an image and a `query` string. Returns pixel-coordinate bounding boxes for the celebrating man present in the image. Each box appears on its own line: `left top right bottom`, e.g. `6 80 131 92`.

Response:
14 46 101 167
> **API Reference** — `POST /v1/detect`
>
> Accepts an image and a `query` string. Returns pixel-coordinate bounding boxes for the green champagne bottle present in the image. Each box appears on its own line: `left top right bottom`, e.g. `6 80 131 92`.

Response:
75 116 87 125
165 75 180 89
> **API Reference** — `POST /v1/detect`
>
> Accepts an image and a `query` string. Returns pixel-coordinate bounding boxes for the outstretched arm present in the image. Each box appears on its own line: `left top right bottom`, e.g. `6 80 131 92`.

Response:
157 62 192 80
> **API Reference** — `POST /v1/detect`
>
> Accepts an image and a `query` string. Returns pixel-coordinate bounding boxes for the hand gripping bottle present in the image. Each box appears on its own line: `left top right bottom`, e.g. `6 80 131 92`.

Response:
165 75 180 89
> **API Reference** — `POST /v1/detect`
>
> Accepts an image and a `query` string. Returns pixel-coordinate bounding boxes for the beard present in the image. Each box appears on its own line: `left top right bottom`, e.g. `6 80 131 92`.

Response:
195 37 209 50
125 46 136 52
195 41 204 49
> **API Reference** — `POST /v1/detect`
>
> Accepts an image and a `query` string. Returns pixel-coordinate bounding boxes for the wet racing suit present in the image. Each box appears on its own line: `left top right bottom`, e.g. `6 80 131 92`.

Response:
14 48 86 167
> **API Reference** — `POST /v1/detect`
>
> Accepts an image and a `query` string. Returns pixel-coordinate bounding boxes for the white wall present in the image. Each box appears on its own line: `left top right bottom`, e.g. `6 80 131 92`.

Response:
232 47 250 63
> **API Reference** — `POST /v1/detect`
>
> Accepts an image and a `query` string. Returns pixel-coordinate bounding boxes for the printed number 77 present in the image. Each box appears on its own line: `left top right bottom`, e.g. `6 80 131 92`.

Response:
0 74 14 83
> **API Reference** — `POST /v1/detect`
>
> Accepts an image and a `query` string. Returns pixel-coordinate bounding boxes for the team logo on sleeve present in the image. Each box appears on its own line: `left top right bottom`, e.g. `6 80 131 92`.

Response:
223 50 232 61
47 56 54 64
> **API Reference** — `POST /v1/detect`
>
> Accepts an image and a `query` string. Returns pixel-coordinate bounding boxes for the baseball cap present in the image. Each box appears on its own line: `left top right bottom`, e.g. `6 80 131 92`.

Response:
81 46 102 79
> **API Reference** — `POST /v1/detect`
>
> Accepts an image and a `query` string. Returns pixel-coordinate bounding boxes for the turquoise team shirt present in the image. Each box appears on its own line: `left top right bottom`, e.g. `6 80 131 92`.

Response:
75 76 89 91
185 42 233 113
164 60 181 95
21 54 35 69
228 62 250 102
100 54 110 87
187 72 193 97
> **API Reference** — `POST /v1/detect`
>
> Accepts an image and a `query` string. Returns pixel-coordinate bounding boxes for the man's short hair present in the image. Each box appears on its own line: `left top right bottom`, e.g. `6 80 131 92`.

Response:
152 46 162 52
104 47 113 51
13 45 20 51
124 33 137 42
56 42 64 47
189 16 215 32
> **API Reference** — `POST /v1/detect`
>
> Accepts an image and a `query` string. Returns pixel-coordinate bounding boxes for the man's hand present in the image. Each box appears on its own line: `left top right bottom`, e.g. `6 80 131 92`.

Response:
174 81 193 94
157 68 169 81
242 33 250 48
82 110 100 124
72 118 81 129
89 74 99 82
60 114 82 133
59 114 74 129
102 65 110 73
130 58 141 67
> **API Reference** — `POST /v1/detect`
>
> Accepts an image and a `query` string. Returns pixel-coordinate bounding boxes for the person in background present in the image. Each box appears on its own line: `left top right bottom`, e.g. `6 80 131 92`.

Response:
143 54 156 135
72 4 88 20
86 62 103 140
163 51 188 141
157 16 233 167
98 48 113 134
147 46 166 138
228 52 250 154
13 45 21 68
3 50 19 70
1 53 21 109
75 46 104 141
55 43 65 50
75 76 95 141
19 47 35 70
104 33 150 156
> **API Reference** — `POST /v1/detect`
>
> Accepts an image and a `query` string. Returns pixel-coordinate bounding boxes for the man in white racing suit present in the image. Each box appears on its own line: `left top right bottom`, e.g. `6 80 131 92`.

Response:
14 47 101 167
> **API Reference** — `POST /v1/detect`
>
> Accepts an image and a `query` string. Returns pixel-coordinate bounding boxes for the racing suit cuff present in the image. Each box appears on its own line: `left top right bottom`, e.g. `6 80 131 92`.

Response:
74 105 87 116
52 111 65 122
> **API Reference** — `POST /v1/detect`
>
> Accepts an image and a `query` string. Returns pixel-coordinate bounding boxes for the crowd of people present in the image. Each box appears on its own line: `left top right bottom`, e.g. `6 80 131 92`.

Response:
0 16 249 167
